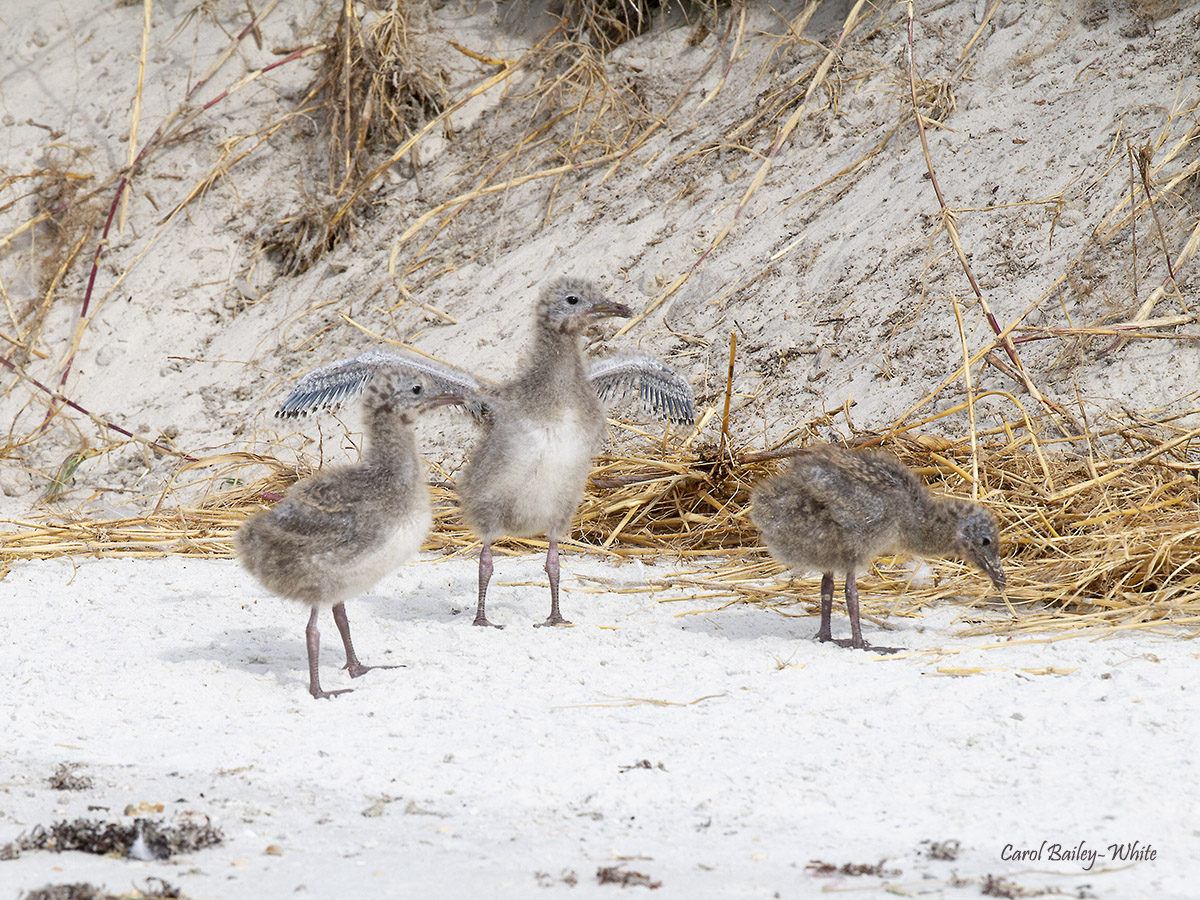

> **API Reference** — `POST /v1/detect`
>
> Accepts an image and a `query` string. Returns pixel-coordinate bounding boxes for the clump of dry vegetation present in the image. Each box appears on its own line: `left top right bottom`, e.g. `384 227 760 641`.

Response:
262 1 450 274
2 816 222 861
320 0 449 183
553 0 701 53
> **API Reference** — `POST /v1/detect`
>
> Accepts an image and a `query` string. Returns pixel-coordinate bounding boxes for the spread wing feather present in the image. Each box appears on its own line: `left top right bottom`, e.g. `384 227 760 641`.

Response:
589 355 694 425
276 349 491 420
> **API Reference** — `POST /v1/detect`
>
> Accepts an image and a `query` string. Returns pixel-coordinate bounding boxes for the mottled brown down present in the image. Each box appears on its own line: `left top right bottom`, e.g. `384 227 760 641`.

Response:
237 370 455 698
751 444 1006 650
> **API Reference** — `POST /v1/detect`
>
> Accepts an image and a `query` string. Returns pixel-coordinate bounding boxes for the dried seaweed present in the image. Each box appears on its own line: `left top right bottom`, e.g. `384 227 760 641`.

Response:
18 880 187 900
46 763 93 792
596 864 662 888
2 817 222 861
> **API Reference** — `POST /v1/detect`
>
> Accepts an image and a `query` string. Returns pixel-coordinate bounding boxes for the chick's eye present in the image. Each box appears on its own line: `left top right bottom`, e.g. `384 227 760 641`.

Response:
565 294 580 305
412 384 422 395
981 537 991 546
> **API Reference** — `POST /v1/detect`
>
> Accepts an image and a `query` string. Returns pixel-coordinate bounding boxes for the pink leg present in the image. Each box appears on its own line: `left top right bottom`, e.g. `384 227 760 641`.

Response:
306 607 352 700
535 535 571 627
844 576 865 650
817 573 835 643
332 602 401 678
473 543 503 628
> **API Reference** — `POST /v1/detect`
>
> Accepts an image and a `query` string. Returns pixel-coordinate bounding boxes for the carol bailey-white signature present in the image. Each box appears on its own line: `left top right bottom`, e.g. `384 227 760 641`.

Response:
1001 841 1156 872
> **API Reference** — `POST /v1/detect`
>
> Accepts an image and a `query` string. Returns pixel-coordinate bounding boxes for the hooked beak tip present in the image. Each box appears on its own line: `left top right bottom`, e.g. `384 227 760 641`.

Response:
589 302 634 319
990 567 1008 592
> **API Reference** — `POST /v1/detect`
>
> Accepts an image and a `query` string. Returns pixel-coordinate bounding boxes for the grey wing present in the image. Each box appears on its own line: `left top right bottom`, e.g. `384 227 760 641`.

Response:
798 460 888 532
269 491 359 543
276 349 491 419
589 355 694 425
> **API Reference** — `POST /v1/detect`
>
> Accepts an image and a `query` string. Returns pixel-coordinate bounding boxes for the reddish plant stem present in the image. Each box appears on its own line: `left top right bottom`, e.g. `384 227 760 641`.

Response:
195 46 323 114
3 355 195 460
43 177 127 425
42 4 293 427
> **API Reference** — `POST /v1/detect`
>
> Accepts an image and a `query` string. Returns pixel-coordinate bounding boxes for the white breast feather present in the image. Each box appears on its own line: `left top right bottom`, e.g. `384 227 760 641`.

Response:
500 412 597 531
311 501 433 606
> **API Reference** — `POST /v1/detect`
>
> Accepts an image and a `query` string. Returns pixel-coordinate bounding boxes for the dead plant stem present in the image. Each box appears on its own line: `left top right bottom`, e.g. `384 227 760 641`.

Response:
119 0 153 234
719 330 737 457
1 355 195 460
904 1 1074 438
951 298 979 497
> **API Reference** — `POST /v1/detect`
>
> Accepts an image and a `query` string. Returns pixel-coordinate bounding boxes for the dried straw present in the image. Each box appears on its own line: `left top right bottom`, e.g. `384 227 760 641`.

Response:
4 399 1200 640
552 0 709 54
262 1 450 274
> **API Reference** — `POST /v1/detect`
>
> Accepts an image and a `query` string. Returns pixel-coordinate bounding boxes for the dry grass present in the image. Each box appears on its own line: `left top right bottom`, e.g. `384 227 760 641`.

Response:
260 0 675 278
0 151 103 369
552 0 706 54
4 400 1200 641
262 1 449 274
325 2 449 179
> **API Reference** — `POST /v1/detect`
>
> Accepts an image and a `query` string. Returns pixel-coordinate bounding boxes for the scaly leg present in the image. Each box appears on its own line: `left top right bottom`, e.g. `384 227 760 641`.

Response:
535 535 571 627
306 606 351 700
817 572 835 643
844 576 865 650
332 602 401 678
473 543 503 628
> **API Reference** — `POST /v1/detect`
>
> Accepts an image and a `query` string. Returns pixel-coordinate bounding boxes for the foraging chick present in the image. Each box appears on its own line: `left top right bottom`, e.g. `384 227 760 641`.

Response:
750 444 1006 650
236 370 458 698
275 276 694 628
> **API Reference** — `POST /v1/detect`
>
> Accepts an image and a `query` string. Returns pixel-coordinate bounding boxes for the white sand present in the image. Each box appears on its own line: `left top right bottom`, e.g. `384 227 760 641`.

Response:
2 555 1196 898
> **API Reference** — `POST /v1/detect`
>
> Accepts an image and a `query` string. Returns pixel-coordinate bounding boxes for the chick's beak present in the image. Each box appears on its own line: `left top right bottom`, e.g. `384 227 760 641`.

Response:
973 549 1007 592
586 301 634 320
417 392 464 413
986 561 1007 592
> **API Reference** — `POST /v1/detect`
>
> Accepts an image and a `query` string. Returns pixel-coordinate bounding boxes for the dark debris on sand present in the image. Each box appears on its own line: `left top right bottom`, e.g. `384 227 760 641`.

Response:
19 878 187 900
46 764 94 792
923 838 962 861
980 874 1096 898
1 817 222 861
596 865 662 888
807 858 902 878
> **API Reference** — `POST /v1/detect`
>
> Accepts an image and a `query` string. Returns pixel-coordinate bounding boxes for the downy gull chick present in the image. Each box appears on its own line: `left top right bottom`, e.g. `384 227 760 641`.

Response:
750 444 1006 650
237 369 458 698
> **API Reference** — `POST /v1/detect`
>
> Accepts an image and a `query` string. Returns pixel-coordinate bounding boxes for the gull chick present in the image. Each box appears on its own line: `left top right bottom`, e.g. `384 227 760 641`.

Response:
237 370 457 698
751 444 1005 650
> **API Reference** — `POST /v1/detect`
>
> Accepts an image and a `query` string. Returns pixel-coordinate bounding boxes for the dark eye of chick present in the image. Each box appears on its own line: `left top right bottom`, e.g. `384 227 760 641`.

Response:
981 536 991 546
412 384 422 395
565 294 580 305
